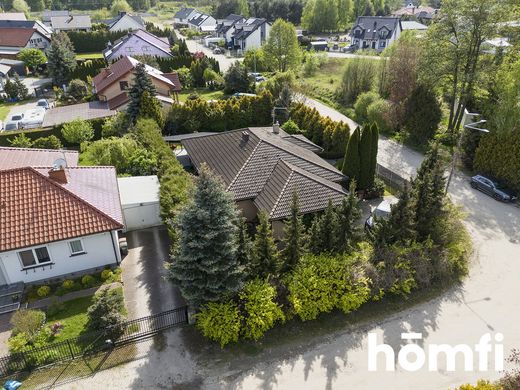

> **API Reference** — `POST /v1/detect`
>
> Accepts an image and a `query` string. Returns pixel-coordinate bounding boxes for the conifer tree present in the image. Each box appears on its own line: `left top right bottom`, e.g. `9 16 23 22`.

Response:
281 192 306 273
358 125 373 190
138 91 164 127
236 216 253 273
169 164 242 308
310 199 339 254
127 63 157 125
369 123 379 187
342 127 361 187
47 32 76 87
337 181 361 252
251 211 280 278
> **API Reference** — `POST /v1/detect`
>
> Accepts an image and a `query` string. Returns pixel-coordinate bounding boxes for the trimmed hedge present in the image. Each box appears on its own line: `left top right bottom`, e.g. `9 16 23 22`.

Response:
0 117 104 147
70 59 108 81
67 31 128 54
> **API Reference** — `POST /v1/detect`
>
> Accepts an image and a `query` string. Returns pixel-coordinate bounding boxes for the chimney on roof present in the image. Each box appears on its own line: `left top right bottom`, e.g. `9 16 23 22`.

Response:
48 165 67 184
241 131 249 142
119 11 127 17
273 121 280 134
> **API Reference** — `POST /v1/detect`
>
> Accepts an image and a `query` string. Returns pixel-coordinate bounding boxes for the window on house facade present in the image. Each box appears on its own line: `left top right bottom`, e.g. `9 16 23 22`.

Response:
69 239 84 255
18 247 51 268
119 81 129 91
380 41 386 48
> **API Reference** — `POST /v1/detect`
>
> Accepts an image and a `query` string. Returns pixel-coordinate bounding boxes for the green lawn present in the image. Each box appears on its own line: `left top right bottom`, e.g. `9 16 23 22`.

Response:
178 89 226 103
0 102 18 121
76 52 104 60
300 58 348 105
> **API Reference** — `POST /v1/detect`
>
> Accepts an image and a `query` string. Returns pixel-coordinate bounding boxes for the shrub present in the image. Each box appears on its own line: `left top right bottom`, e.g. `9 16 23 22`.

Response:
10 310 46 337
281 119 301 134
67 79 90 101
287 253 371 321
456 380 503 390
62 279 75 290
46 299 65 317
86 288 125 339
7 332 29 353
354 91 380 123
31 135 63 149
101 269 114 281
61 119 94 145
195 301 241 348
37 285 51 298
367 99 393 134
239 280 285 341
81 274 96 288
338 58 378 105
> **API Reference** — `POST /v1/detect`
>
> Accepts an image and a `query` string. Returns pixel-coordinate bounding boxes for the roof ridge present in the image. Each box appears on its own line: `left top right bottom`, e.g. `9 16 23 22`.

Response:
0 146 78 154
268 161 294 219
14 167 123 229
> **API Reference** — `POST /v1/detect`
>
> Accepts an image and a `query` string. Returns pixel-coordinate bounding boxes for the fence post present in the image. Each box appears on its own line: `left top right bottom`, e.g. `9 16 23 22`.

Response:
66 339 75 359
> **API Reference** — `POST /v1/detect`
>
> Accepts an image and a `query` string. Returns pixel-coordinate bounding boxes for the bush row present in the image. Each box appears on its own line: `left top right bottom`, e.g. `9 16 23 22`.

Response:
67 30 129 53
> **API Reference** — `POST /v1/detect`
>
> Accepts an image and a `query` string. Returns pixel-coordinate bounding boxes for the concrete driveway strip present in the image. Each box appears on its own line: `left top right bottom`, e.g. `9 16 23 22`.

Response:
121 226 185 319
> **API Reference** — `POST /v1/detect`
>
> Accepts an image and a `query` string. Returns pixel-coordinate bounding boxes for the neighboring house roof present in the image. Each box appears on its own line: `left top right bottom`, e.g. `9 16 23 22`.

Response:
0 28 36 47
50 15 91 30
42 10 69 22
182 127 345 204
351 16 401 40
188 12 212 27
103 29 172 60
108 12 145 30
93 56 179 94
393 5 436 17
164 132 217 143
401 21 428 30
42 101 117 128
0 146 79 169
0 63 11 76
0 13 27 21
174 7 195 20
0 167 123 253
118 175 159 205
106 92 130 110
231 18 267 41
254 160 347 220
0 20 52 37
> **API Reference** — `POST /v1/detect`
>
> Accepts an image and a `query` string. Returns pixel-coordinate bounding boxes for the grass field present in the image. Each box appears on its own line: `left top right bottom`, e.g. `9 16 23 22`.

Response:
145 1 212 26
178 89 226 103
76 53 104 60
299 58 348 105
0 102 18 121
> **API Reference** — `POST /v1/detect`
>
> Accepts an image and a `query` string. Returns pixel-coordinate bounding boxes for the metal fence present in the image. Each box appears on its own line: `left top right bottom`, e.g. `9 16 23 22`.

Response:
0 306 188 378
376 163 410 192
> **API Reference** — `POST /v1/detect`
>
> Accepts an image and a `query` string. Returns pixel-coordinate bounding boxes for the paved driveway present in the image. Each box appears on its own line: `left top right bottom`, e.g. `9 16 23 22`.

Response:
121 226 185 319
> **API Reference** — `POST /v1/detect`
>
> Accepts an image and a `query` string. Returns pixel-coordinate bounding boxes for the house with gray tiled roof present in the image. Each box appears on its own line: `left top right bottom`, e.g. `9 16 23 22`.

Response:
181 125 348 238
350 16 402 52
173 7 198 26
231 17 271 51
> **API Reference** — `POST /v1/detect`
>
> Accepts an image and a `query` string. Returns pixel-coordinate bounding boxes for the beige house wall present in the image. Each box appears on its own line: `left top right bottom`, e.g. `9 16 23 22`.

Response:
236 200 258 222
97 71 173 101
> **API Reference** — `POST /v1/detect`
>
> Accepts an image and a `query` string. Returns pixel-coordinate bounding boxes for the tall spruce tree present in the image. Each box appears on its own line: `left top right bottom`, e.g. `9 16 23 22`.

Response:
281 192 306 273
337 181 361 252
236 216 253 273
47 32 76 87
169 164 242 308
127 63 157 125
251 211 280 278
412 143 446 240
358 125 373 190
342 127 361 186
310 199 340 254
138 91 164 127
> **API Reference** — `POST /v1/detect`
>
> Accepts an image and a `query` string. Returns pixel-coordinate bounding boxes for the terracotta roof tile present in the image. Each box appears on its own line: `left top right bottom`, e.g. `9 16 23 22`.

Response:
0 28 35 47
0 167 123 252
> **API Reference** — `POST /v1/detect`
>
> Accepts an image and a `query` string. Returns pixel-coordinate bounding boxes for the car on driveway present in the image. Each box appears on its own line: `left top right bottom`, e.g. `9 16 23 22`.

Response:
36 99 51 110
213 47 224 54
3 121 19 131
342 44 358 53
8 113 24 128
470 175 517 202
365 197 399 230
20 108 45 129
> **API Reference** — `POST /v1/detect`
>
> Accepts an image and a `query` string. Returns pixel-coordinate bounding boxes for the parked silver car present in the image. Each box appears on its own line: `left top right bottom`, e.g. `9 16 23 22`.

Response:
470 175 516 202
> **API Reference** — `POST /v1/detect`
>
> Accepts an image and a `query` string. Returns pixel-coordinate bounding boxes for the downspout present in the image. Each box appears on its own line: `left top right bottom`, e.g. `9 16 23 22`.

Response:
110 231 120 266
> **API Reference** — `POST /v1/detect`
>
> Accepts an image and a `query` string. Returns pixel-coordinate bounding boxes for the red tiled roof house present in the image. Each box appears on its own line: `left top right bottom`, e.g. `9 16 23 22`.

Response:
0 147 124 285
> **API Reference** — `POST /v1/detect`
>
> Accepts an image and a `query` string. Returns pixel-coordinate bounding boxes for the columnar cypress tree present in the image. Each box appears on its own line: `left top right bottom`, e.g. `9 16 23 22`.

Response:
127 63 157 124
342 127 361 185
337 180 361 252
311 199 339 254
251 211 280 278
358 125 373 190
169 164 242 308
47 32 76 87
281 192 306 273
236 216 252 272
138 91 164 128
369 123 379 187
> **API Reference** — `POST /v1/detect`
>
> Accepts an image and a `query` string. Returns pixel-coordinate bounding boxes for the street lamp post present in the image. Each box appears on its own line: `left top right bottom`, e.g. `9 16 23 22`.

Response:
445 118 489 195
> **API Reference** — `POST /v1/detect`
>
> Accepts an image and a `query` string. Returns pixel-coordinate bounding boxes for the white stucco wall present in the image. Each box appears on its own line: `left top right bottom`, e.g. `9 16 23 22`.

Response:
0 231 120 285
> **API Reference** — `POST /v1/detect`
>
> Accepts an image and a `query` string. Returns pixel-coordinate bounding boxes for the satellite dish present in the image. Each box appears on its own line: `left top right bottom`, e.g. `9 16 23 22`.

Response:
53 158 67 170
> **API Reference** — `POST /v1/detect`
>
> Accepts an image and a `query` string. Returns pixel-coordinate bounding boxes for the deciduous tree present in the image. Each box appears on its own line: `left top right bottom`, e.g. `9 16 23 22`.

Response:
264 19 301 72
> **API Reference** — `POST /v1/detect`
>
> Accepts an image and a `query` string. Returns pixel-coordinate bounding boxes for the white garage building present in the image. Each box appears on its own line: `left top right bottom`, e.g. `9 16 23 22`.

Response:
118 175 162 231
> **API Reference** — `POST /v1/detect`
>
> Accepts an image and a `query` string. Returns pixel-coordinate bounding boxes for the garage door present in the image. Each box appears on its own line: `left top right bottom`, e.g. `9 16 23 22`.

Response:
123 203 162 231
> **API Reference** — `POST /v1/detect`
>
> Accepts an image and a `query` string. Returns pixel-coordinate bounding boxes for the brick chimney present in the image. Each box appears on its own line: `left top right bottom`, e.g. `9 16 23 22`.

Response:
48 166 67 184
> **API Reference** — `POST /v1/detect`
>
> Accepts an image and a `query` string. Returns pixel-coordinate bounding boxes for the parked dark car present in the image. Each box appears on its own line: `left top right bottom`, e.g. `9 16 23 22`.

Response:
342 44 358 53
470 175 517 202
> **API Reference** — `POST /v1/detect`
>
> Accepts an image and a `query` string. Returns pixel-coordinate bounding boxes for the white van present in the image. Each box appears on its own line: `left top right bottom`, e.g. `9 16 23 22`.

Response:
20 108 46 129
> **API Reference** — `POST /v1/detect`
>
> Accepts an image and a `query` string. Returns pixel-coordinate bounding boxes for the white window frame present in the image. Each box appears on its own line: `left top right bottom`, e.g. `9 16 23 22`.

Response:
17 246 52 269
69 239 85 255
